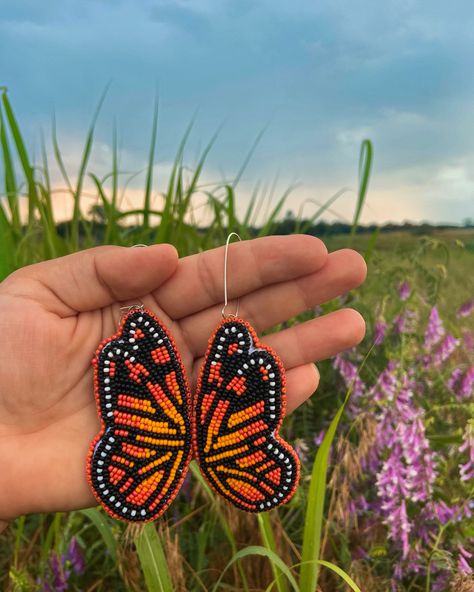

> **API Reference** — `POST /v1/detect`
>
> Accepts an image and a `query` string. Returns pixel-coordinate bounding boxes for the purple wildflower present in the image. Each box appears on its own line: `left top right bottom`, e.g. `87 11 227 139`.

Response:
447 368 463 393
339 293 349 305
458 544 473 575
66 537 85 575
370 361 399 403
294 438 309 462
333 354 365 415
457 299 474 318
399 416 436 502
432 571 451 592
459 367 474 399
392 562 404 588
374 320 387 346
179 469 193 504
430 500 460 525
463 329 474 353
424 306 445 350
433 334 460 367
49 554 70 592
393 309 417 335
356 494 369 512
459 422 474 482
376 442 412 557
373 372 436 559
333 355 365 396
39 537 85 592
399 281 411 301
447 367 474 400
352 546 369 560
393 313 404 334
314 429 326 447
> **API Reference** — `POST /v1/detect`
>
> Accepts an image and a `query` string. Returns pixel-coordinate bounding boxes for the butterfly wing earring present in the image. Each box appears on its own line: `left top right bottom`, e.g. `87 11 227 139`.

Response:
86 305 193 522
193 233 300 511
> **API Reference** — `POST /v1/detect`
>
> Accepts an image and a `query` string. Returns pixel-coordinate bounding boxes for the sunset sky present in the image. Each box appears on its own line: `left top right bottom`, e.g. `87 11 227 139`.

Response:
1 0 474 224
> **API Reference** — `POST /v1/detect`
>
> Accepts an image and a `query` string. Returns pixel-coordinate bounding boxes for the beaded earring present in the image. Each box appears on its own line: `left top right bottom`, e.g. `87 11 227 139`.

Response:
86 303 194 522
86 236 299 522
192 233 300 511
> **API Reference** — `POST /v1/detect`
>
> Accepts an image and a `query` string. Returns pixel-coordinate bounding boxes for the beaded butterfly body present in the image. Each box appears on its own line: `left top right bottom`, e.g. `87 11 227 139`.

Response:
87 307 299 522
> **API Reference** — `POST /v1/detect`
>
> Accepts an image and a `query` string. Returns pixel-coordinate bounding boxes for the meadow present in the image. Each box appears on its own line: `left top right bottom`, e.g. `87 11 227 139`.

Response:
0 89 473 591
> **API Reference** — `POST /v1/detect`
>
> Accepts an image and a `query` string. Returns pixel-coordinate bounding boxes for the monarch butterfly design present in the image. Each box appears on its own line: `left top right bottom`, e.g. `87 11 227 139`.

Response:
87 307 300 522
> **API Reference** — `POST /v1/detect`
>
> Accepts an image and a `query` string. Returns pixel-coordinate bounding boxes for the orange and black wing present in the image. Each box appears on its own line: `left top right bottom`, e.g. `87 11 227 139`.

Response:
87 307 192 522
194 318 300 512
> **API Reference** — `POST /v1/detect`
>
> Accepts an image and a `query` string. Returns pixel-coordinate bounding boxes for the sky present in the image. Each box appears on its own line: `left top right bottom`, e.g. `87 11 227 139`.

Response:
1 0 474 224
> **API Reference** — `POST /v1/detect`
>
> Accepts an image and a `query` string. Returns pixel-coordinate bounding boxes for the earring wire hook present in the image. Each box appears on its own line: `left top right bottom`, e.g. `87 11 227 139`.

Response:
222 232 242 318
119 244 148 316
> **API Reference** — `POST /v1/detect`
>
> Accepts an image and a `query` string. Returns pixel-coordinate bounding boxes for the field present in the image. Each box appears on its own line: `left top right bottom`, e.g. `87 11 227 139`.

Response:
0 90 473 591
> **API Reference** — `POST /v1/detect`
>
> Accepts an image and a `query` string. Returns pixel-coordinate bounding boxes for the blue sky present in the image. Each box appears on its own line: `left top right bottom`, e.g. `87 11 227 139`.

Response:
1 0 474 224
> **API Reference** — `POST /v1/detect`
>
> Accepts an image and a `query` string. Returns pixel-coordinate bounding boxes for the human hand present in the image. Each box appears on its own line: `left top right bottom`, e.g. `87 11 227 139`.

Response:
0 236 366 523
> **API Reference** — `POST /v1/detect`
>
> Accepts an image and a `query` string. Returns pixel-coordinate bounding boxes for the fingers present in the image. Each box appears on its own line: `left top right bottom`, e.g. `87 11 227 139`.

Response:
265 309 366 368
4 244 178 316
180 249 367 356
286 363 320 413
243 249 367 331
154 235 328 319
191 308 365 381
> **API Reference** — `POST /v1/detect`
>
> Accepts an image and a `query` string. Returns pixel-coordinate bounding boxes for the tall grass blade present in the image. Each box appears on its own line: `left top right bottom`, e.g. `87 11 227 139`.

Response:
225 185 237 231
1 89 39 226
233 126 267 188
51 112 74 196
135 523 173 592
364 226 380 263
258 513 288 592
297 560 362 592
71 87 108 248
242 181 261 229
258 190 291 237
80 508 117 561
350 139 372 241
212 545 300 592
295 188 349 234
0 105 20 231
109 120 119 243
0 206 14 279
143 96 159 232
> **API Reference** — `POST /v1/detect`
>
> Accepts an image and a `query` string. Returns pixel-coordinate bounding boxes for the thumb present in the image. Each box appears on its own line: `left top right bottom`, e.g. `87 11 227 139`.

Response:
5 243 178 315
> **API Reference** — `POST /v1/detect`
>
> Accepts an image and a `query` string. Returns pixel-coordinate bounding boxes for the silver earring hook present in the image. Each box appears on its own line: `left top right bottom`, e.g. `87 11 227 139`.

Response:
221 232 242 319
119 244 148 316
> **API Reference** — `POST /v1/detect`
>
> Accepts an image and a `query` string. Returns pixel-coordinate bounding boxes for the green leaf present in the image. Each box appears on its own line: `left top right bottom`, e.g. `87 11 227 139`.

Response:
80 508 117 561
298 560 362 592
135 523 174 592
212 545 300 592
258 513 288 592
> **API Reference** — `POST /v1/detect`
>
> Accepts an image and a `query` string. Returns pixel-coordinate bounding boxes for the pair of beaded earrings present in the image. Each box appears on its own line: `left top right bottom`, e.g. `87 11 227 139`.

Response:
86 235 300 523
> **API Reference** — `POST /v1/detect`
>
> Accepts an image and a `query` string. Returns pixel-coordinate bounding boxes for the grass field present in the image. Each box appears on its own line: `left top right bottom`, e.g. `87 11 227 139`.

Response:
0 90 473 591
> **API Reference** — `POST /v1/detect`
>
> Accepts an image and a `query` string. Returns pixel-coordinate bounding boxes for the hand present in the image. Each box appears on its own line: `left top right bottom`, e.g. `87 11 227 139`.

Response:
0 236 366 522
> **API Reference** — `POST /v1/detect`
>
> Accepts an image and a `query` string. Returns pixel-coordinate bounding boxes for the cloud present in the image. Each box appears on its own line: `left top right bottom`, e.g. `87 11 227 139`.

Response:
1 0 473 224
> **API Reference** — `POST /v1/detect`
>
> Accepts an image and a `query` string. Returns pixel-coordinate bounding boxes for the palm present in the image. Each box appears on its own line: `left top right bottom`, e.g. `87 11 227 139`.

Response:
0 237 366 522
